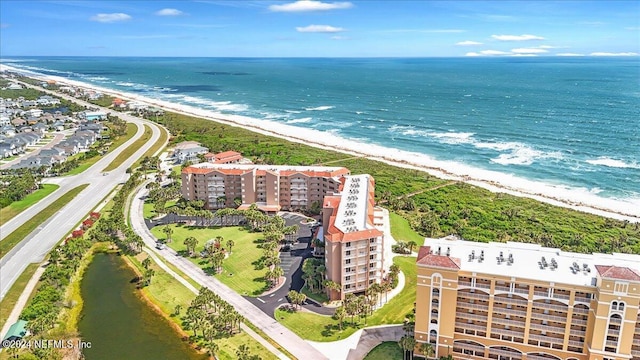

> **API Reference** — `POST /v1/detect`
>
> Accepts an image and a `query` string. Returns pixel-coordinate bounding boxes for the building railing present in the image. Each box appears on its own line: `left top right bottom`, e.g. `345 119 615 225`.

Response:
456 302 490 311
457 292 490 301
552 292 571 301
605 340 619 348
569 327 587 336
490 327 525 338
609 316 622 325
487 347 523 359
567 339 584 348
528 322 566 334
528 333 564 344
454 343 486 353
572 306 589 314
456 313 487 322
454 321 487 332
633 338 640 346
493 307 527 317
494 296 528 306
491 317 527 328
531 301 568 312
530 312 568 323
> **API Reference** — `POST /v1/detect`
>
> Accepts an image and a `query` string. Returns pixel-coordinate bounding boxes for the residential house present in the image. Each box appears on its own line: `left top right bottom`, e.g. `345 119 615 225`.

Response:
1 125 15 136
6 83 22 90
172 141 210 164
51 121 65 131
21 100 37 108
10 118 25 127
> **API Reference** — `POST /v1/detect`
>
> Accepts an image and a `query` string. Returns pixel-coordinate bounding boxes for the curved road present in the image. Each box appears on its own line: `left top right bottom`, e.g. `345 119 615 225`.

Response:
0 84 166 300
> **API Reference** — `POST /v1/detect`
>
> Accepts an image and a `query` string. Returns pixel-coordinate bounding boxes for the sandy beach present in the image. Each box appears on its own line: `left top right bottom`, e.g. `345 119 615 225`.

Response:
2 63 639 222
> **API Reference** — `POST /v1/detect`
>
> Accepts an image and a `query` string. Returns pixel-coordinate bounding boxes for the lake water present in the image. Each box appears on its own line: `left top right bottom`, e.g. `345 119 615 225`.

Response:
78 253 207 360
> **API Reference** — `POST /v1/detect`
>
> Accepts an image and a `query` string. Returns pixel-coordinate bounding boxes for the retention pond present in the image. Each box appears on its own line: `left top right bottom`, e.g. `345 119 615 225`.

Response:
78 253 206 360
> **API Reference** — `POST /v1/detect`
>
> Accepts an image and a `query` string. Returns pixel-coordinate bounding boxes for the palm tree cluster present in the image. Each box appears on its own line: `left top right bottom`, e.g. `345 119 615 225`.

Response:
146 181 181 217
392 240 417 255
286 290 307 310
398 308 417 360
140 256 155 287
203 237 226 274
235 344 262 360
182 287 245 359
301 258 325 294
0 169 40 207
332 293 376 330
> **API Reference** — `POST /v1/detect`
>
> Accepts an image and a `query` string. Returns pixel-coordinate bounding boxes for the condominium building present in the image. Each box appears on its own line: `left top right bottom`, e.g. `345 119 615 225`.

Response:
415 237 640 360
181 163 350 212
322 174 385 300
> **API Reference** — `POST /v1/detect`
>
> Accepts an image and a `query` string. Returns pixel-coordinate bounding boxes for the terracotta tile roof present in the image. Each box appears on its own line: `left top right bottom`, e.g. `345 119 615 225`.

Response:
416 246 461 270
215 150 241 158
203 152 216 159
341 228 383 241
182 167 214 175
595 265 640 281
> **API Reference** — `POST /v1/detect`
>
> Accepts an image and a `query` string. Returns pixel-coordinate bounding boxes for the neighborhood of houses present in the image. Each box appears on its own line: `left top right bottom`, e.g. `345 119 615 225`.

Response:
0 81 108 171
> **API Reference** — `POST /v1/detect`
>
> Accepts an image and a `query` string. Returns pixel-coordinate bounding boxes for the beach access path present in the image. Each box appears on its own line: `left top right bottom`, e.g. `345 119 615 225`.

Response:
130 185 329 360
0 82 165 301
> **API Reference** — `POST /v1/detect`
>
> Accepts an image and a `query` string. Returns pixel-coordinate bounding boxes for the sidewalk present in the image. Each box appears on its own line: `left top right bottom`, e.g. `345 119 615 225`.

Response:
0 263 46 339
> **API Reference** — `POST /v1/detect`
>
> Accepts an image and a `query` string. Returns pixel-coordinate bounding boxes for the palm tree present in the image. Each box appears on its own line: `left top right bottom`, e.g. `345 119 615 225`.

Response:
184 236 198 257
273 266 284 285
324 280 341 299
419 342 435 359
407 240 417 254
162 225 173 243
142 257 151 270
398 335 417 360
206 340 219 358
236 344 250 360
334 306 347 330
226 239 235 253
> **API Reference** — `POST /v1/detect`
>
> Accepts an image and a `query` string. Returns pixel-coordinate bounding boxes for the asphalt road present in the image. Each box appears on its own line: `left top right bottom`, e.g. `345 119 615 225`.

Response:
0 84 165 301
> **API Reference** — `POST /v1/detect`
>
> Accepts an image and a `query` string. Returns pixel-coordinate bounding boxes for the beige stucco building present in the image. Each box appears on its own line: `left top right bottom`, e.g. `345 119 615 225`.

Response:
322 174 385 300
415 237 640 360
181 163 350 212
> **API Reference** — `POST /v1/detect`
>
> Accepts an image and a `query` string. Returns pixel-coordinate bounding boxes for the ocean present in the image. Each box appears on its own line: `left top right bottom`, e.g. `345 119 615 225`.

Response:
3 57 639 213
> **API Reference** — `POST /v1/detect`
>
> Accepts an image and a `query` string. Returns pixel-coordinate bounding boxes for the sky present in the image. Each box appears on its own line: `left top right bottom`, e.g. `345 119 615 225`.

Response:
0 0 638 57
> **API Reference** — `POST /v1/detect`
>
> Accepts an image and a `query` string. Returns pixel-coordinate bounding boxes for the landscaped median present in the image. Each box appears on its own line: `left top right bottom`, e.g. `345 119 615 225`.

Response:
150 224 270 296
0 184 59 222
132 124 169 170
0 184 89 258
274 256 417 342
103 124 153 172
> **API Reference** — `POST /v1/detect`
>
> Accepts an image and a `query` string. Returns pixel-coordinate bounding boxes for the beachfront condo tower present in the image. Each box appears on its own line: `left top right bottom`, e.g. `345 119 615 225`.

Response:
322 174 386 301
181 163 350 212
414 237 640 360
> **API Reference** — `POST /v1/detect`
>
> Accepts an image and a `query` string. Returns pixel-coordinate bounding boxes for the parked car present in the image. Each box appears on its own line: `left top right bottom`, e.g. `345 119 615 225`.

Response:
155 242 165 250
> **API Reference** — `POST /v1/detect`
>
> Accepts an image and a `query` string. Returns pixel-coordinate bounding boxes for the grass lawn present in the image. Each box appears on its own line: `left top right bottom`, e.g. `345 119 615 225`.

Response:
0 184 89 258
274 256 417 341
150 224 268 296
0 184 59 222
390 212 424 244
132 125 169 169
103 124 152 172
0 263 40 331
143 198 177 219
301 284 329 304
364 341 403 360
127 253 277 360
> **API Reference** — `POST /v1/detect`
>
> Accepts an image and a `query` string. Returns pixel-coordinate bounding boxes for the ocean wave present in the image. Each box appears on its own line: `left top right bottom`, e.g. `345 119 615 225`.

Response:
286 117 313 124
430 131 475 145
285 110 302 114
490 146 563 166
115 82 138 87
162 94 249 112
305 106 335 111
586 157 640 169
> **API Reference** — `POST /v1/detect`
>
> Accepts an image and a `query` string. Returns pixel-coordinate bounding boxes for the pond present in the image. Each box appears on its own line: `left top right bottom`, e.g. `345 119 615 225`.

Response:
78 253 207 360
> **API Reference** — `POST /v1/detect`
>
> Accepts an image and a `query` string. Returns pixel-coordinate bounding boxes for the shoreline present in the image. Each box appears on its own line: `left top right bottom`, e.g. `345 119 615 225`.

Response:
2 63 638 222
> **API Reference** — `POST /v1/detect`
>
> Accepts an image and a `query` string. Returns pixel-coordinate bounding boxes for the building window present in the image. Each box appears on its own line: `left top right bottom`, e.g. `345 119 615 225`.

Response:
613 282 628 295
345 259 351 264
346 242 352 247
370 255 375 260
346 250 351 256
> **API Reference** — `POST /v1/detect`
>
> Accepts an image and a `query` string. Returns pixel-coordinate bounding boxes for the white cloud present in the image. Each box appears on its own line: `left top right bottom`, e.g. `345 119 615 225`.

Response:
331 35 348 40
625 26 640 31
90 13 131 23
511 53 537 57
456 40 483 46
491 34 544 41
467 50 511 56
556 53 585 57
590 52 638 56
511 48 549 54
155 8 184 16
269 0 352 12
296 24 344 33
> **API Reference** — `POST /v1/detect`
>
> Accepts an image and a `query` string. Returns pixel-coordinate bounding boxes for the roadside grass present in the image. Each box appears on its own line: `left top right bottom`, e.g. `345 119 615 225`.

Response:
126 253 277 360
0 184 89 258
132 125 169 169
274 256 416 341
389 211 424 244
103 124 152 172
0 184 59 222
64 123 137 176
149 224 268 296
0 263 40 331
364 341 403 360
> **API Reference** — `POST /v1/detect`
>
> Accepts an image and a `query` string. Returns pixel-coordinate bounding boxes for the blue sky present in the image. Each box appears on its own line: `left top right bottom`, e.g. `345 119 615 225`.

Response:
1 0 638 57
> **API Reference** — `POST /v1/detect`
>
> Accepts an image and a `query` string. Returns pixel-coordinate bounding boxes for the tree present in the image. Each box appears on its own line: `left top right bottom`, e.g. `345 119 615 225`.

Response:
236 344 250 360
142 257 151 270
206 340 219 358
288 290 305 310
398 335 416 360
272 266 284 285
162 225 173 243
407 240 417 254
226 239 235 253
184 236 198 257
173 304 183 317
419 342 435 359
324 280 341 299
334 306 347 330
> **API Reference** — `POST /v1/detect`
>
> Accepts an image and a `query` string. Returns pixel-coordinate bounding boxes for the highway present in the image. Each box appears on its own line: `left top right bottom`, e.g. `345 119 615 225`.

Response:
0 85 166 300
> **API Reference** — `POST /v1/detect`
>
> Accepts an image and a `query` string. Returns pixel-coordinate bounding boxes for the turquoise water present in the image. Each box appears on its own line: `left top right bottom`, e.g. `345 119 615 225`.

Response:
78 253 206 360
4 57 639 204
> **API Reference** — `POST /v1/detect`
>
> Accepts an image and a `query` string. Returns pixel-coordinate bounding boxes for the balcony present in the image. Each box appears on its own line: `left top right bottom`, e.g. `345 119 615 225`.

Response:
531 312 568 323
455 321 487 332
491 317 527 328
633 338 640 346
532 301 568 312
605 340 619 349
458 280 472 287
569 328 587 337
456 302 490 312
609 316 622 325
493 307 527 317
567 339 584 348
528 322 566 334
494 285 510 292
491 327 525 338
454 343 486 354
574 295 591 303
476 283 491 290
456 313 488 322
458 292 490 301
513 287 529 295
528 333 564 344
494 296 529 306
534 291 549 297
572 306 589 314
552 292 571 301
487 348 523 359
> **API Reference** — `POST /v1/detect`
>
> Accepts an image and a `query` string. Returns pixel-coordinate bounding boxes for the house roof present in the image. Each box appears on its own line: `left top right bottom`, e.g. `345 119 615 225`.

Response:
416 246 462 270
595 265 640 282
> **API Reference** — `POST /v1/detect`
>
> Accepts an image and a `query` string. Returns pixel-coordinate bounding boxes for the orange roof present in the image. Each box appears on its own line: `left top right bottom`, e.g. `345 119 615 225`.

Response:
215 150 241 159
416 246 461 269
203 152 216 159
595 265 640 281
341 228 383 241
182 167 214 175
